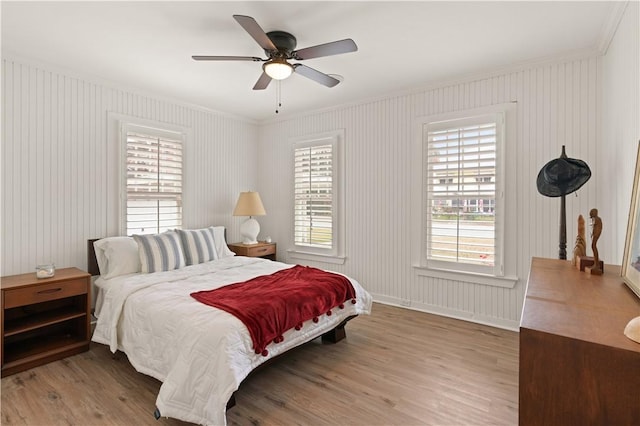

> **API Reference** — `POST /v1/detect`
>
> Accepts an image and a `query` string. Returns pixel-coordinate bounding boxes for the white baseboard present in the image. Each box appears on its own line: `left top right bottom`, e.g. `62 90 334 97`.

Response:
370 292 520 332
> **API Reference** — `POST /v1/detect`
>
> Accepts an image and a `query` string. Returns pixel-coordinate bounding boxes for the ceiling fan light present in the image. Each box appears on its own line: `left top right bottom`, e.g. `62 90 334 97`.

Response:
263 59 293 80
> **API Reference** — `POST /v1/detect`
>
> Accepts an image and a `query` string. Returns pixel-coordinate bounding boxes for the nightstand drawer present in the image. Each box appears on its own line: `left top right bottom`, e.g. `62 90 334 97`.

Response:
4 279 88 309
245 244 276 257
228 242 277 260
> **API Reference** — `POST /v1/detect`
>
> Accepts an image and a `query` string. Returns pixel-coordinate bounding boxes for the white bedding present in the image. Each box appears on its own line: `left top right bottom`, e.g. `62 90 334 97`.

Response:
92 256 372 425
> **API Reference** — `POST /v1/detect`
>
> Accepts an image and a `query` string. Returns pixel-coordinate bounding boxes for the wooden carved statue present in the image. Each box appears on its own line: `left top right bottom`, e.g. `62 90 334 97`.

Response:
572 215 586 266
589 208 603 275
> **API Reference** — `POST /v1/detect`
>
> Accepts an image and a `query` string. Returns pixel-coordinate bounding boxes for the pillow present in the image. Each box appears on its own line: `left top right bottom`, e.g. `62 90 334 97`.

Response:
212 226 236 258
177 227 218 265
133 231 185 273
93 237 141 279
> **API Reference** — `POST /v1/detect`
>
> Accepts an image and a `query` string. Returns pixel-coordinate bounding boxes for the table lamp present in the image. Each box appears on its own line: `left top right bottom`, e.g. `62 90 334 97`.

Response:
233 191 266 244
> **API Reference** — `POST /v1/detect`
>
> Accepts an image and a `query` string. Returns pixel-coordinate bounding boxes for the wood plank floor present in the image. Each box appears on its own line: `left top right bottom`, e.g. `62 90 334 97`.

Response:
1 303 519 425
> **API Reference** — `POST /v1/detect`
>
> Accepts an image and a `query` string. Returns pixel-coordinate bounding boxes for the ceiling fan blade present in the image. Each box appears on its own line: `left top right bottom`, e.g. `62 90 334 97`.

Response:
192 55 263 61
233 15 277 52
293 64 340 88
253 72 272 90
293 39 357 60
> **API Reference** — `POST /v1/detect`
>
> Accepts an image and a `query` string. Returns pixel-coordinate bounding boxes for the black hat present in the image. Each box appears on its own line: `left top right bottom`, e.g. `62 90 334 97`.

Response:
536 146 591 197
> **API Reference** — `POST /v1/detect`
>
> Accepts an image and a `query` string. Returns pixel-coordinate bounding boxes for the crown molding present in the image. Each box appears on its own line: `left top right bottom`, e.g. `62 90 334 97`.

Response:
259 47 600 126
597 1 630 55
1 50 259 126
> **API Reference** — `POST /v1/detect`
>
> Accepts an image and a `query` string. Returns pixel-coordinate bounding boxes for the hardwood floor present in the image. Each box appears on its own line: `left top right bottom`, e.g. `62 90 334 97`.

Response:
1 303 519 425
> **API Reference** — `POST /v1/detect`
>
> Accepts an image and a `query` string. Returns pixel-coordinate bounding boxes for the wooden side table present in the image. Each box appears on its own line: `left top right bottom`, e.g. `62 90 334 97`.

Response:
1 267 91 377
228 242 276 261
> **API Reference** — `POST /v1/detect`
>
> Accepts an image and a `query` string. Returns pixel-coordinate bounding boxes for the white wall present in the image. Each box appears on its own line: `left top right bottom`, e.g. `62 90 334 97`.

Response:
600 1 640 264
1 57 259 276
258 54 602 330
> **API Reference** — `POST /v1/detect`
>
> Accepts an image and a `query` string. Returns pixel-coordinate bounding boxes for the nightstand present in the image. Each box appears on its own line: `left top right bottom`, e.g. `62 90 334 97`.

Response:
228 242 276 260
1 267 91 377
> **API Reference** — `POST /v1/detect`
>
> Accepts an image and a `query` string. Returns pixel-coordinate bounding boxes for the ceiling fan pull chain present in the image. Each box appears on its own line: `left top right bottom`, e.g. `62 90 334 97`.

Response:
275 80 283 114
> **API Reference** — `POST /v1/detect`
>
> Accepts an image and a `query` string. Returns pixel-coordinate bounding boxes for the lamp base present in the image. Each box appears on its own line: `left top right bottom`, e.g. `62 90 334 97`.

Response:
240 217 260 245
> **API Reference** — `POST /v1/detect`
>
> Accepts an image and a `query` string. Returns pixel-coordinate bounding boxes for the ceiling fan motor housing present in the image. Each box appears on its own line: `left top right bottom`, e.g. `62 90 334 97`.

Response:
265 31 297 57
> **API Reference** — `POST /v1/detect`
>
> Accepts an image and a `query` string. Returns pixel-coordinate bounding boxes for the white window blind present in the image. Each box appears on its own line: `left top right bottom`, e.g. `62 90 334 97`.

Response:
125 130 183 235
425 114 502 272
294 143 333 249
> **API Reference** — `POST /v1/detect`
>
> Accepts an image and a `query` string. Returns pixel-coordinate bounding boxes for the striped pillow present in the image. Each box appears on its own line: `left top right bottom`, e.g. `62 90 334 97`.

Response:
133 231 185 273
177 227 219 265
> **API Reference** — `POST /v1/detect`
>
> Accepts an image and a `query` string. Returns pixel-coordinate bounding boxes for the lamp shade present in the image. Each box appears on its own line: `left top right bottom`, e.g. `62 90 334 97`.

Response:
233 191 266 217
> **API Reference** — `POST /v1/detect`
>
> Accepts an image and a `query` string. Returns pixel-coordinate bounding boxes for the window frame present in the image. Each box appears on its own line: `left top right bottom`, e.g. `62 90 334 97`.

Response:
424 113 504 276
119 120 187 236
412 104 518 288
288 129 346 264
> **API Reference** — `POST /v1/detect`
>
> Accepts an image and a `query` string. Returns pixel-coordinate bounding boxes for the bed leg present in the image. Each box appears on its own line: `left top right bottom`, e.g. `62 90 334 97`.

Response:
153 407 161 420
226 393 236 410
321 315 356 343
322 326 346 343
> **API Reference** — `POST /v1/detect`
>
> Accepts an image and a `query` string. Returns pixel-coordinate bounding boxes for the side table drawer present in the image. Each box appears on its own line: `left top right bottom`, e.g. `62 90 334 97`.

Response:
245 244 276 257
4 279 88 308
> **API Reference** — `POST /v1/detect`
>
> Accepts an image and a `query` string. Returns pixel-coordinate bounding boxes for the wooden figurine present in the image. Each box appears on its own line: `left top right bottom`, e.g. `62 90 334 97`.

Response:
572 215 586 267
586 208 603 275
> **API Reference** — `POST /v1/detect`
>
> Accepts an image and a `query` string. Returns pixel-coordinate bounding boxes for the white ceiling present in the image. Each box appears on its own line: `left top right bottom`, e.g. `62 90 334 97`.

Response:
2 1 616 122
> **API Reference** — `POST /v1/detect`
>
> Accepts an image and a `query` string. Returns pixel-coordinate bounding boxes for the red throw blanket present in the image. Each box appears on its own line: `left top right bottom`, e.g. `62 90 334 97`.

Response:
190 265 356 356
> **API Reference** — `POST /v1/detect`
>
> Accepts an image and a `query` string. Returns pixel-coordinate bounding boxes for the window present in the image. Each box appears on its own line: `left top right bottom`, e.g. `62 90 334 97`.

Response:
423 112 505 276
294 143 333 248
122 124 183 235
290 130 345 263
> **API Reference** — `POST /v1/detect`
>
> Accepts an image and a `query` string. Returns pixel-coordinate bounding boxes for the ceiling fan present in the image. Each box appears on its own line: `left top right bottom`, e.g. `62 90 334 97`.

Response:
192 15 358 90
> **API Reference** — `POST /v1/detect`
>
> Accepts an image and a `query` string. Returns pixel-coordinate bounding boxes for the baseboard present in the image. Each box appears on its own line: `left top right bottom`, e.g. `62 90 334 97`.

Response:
370 293 520 332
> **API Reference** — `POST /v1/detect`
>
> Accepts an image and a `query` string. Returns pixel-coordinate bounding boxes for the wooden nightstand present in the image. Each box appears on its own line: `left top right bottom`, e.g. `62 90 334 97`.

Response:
1 267 91 377
228 242 277 261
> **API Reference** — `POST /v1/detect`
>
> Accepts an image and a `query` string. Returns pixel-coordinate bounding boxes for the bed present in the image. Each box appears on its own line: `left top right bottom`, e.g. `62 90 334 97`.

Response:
88 227 372 425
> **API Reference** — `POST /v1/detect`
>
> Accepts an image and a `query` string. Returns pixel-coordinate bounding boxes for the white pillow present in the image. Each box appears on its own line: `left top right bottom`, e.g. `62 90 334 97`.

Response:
93 237 141 279
177 227 218 265
212 226 236 258
133 231 185 273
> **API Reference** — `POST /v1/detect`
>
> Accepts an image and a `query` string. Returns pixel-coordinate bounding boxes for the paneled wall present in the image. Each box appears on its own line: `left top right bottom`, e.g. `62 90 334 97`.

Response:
1 57 258 276
600 1 640 264
258 55 601 329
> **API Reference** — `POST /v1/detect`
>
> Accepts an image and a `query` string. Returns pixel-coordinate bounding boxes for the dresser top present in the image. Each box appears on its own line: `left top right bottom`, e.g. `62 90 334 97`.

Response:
522 257 640 352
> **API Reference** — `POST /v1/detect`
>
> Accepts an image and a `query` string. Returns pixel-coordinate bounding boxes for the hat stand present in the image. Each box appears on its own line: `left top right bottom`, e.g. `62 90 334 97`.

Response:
537 145 591 260
559 193 567 259
558 147 568 260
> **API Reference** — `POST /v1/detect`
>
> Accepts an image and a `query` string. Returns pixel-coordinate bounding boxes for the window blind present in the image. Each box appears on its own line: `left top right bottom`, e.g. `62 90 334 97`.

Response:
294 144 333 249
126 131 182 235
425 120 497 267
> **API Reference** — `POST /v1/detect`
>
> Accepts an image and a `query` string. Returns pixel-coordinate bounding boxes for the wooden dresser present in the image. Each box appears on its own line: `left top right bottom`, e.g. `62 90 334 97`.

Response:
519 257 640 425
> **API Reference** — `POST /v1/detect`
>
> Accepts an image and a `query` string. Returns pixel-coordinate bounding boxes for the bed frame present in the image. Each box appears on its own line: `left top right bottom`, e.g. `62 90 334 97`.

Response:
86 238 356 412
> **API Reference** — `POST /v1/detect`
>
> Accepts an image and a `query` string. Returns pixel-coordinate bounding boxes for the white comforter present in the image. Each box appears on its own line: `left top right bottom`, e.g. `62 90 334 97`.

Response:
92 256 372 425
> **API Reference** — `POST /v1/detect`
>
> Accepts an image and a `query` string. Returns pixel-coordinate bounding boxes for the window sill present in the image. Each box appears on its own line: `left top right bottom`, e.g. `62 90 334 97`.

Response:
413 265 518 289
287 250 346 265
